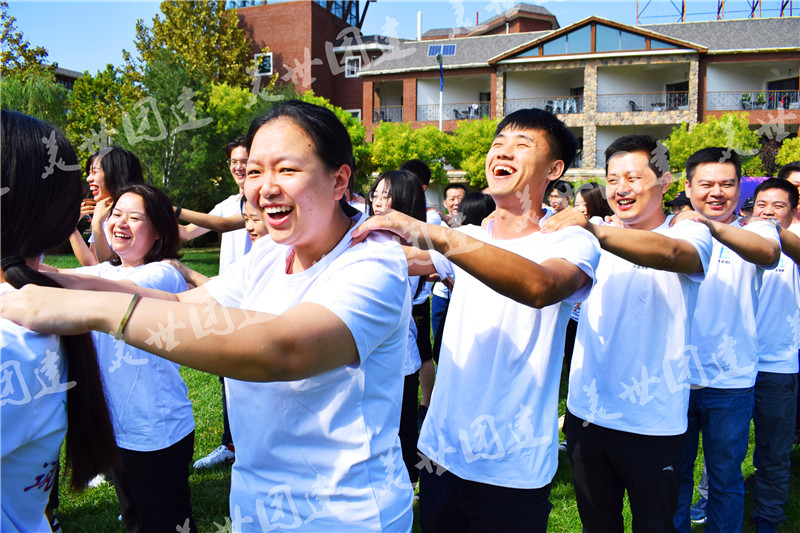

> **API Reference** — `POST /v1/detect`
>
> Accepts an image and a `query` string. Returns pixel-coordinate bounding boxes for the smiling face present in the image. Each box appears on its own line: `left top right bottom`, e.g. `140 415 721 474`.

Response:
753 187 796 229
573 191 588 217
244 118 349 260
241 200 268 242
108 192 158 267
605 151 670 230
548 188 570 212
87 157 108 201
370 178 392 214
685 162 740 224
444 187 465 215
229 146 248 191
485 127 563 213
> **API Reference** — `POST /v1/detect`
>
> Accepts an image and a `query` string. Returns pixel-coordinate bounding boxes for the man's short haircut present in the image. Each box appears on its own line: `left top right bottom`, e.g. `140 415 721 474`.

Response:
548 179 574 199
686 147 742 183
494 108 577 176
605 134 669 179
225 136 249 158
754 177 799 210
444 183 468 196
400 159 432 187
776 161 800 181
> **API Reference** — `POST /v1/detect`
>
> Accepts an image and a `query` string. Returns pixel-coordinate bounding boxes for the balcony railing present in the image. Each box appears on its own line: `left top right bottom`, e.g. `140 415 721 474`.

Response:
416 102 490 122
706 90 800 111
505 96 584 115
597 91 689 113
373 106 403 123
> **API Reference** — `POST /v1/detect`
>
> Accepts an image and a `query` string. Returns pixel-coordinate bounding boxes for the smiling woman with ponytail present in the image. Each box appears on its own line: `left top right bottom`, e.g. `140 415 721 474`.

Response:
0 110 118 531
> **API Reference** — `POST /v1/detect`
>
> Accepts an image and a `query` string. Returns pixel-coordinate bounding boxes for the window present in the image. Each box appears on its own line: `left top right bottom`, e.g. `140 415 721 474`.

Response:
347 109 362 121
345 57 361 78
542 25 590 55
596 24 646 52
254 53 273 76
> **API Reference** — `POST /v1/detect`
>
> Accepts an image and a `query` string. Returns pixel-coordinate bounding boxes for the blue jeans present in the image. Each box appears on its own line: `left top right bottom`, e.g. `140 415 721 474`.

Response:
675 386 754 533
752 371 798 526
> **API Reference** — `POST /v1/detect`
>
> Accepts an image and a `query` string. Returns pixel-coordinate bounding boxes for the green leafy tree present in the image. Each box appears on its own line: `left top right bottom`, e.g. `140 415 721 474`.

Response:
776 137 800 168
0 68 69 129
370 122 456 185
664 112 764 178
451 118 498 187
296 91 374 187
124 0 252 88
66 65 142 163
1 0 52 76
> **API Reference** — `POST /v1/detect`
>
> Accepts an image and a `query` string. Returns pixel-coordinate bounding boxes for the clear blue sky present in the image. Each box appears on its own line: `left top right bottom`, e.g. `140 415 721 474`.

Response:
7 0 795 74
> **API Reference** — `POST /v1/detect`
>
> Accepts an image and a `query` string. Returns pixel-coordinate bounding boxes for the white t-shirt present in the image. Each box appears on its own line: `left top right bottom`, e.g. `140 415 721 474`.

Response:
567 218 713 436
88 217 113 251
404 277 422 376
756 248 800 374
419 223 600 489
210 194 252 274
1 284 68 532
689 218 780 389
76 262 193 451
204 214 413 532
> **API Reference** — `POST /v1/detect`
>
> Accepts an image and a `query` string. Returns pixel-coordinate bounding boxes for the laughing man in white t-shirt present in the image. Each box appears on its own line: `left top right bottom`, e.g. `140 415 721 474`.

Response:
674 147 781 533
542 134 713 532
353 108 601 532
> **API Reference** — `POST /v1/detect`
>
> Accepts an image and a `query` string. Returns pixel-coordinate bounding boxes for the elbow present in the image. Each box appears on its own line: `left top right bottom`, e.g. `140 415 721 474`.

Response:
758 244 781 267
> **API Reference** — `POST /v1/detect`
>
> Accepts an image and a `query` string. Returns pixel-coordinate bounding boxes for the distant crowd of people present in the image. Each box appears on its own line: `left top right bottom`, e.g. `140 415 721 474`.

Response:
2 102 799 533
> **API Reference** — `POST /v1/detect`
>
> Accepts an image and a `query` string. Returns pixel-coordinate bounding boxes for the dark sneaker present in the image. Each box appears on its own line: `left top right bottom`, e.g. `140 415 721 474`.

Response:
690 497 708 524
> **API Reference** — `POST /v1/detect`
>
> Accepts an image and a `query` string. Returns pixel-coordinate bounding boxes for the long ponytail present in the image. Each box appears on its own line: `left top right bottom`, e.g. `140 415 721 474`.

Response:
1 110 119 489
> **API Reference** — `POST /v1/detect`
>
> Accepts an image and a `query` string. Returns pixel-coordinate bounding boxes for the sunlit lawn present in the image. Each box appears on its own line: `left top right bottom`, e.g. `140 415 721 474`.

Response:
43 248 800 532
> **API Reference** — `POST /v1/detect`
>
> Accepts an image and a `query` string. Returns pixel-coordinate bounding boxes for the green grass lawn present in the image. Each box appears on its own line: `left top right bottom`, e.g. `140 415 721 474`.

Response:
44 248 800 532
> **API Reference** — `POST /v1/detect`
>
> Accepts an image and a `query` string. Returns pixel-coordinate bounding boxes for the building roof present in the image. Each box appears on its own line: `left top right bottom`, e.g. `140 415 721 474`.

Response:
422 3 557 39
643 17 800 53
359 31 551 75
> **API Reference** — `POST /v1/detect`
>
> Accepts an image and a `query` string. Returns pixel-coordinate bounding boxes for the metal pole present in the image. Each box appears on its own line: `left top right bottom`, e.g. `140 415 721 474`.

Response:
437 54 443 132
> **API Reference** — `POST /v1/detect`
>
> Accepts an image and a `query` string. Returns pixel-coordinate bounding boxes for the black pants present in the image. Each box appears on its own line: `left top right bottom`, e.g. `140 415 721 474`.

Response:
113 431 196 533
413 299 433 363
220 376 232 447
565 410 685 533
418 457 552 533
399 372 420 483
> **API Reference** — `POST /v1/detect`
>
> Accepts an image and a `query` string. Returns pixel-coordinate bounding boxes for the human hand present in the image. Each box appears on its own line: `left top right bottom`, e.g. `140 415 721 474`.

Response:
541 207 591 234
351 209 432 249
93 197 113 225
80 198 97 218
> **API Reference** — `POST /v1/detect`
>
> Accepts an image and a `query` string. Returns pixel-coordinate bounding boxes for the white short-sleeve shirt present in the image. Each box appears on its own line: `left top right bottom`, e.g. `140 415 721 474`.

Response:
756 247 800 374
204 214 413 532
209 194 252 274
567 218 713 436
689 218 780 388
1 284 69 532
76 262 193 451
419 223 600 489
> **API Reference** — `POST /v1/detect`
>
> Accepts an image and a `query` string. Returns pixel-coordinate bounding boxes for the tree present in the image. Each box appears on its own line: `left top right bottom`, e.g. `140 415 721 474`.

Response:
67 65 142 163
1 0 52 76
370 122 457 185
664 113 764 177
451 118 498 187
0 69 69 129
125 0 253 88
776 137 800 168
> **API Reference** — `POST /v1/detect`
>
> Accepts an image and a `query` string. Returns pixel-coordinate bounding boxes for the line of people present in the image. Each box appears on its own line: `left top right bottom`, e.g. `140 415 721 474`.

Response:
2 102 799 533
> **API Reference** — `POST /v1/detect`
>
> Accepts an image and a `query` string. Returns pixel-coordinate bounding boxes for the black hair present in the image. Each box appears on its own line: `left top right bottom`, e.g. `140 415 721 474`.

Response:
576 181 614 218
494 108 577 175
754 177 799 211
444 183 468 196
225 136 249 159
399 159 432 187
108 184 182 266
247 100 359 217
547 179 574 199
686 146 742 183
460 192 496 226
367 170 427 222
605 134 669 179
1 110 119 489
92 146 145 197
777 161 800 181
